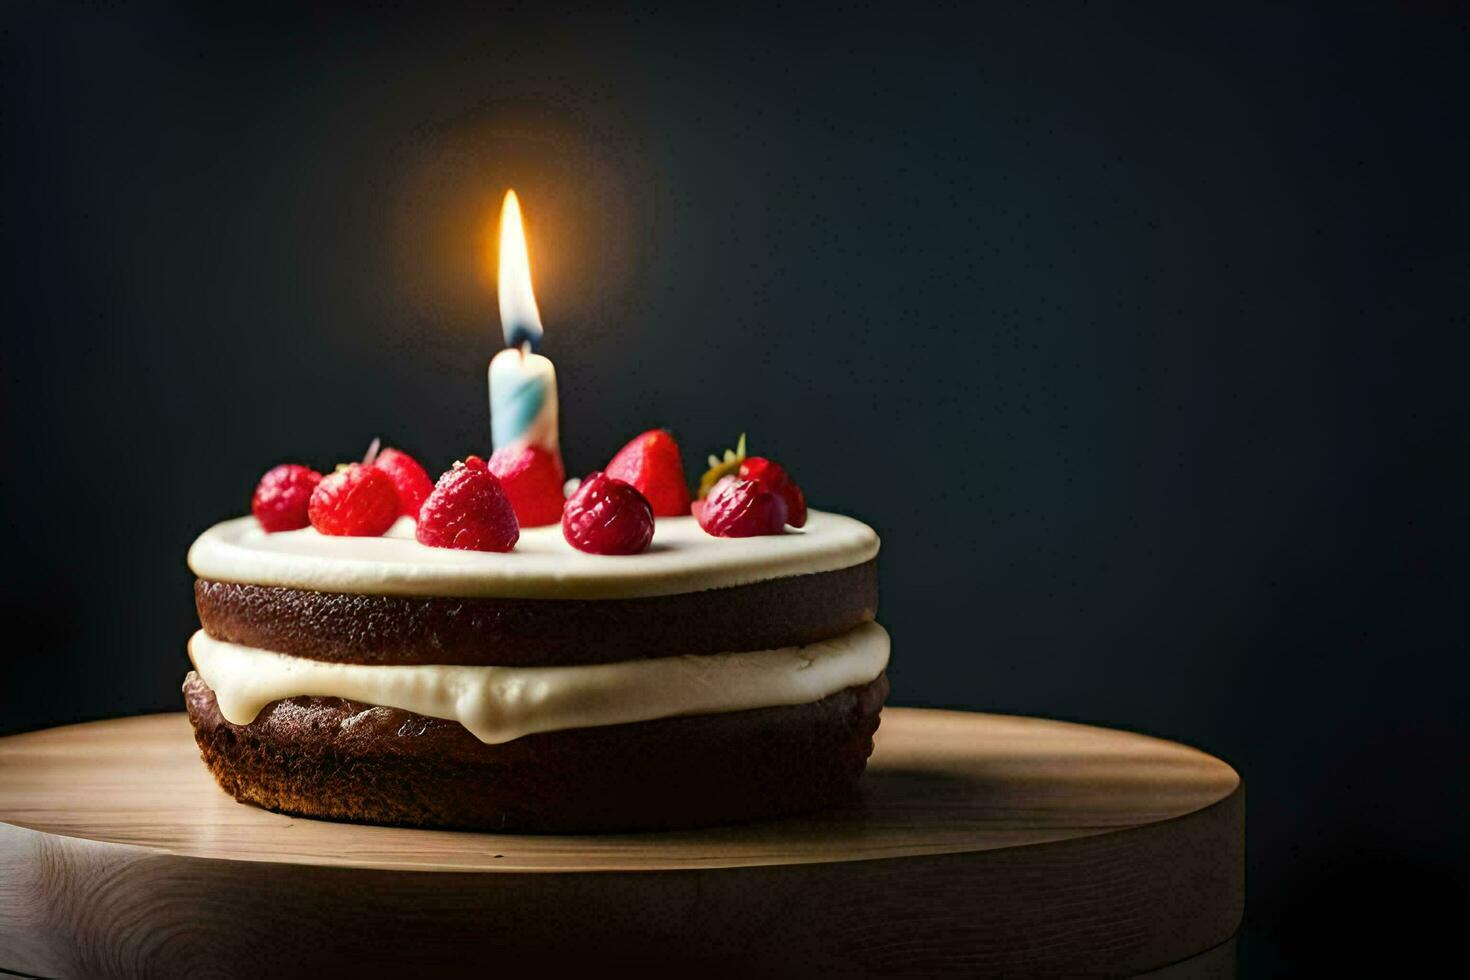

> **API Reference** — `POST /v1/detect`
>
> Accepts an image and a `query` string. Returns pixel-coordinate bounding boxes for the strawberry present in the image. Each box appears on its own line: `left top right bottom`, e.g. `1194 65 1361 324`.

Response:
738 457 807 528
251 463 322 532
696 433 746 500
562 471 655 555
308 464 400 537
605 429 691 517
415 456 519 552
372 446 434 518
487 443 566 527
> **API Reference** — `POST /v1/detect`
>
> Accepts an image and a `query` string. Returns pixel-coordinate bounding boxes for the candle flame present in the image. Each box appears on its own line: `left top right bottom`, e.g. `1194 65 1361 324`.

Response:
497 189 544 349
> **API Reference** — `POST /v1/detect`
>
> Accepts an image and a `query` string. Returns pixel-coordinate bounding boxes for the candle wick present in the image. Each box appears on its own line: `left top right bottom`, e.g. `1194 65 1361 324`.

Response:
518 341 531 360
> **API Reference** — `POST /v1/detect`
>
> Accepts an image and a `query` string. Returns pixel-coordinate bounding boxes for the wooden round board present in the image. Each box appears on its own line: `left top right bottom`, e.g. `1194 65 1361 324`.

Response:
0 708 1242 977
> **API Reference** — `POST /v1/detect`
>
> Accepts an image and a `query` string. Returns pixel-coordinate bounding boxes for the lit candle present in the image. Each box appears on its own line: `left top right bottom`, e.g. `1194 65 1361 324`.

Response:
489 190 560 455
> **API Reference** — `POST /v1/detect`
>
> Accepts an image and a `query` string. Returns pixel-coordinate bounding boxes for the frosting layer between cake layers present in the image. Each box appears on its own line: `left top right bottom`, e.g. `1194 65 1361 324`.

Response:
188 511 880 600
188 622 890 745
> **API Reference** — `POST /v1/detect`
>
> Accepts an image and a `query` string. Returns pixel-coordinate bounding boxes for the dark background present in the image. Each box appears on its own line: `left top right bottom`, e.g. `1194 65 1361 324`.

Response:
2 2 1465 973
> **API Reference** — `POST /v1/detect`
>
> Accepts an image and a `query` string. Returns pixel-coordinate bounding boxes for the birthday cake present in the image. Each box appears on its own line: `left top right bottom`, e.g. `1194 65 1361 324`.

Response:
182 431 887 831
182 192 887 832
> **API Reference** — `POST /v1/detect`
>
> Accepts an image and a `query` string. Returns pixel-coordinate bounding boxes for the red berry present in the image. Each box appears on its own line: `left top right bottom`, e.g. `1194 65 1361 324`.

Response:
738 456 808 528
488 443 566 527
781 480 806 528
695 477 788 538
415 458 520 552
373 447 434 518
562 472 655 555
251 464 322 532
689 474 729 524
605 429 691 518
308 464 400 537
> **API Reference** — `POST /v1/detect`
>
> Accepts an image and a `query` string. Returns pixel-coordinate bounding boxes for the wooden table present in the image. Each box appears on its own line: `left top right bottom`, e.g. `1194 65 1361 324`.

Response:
0 708 1241 977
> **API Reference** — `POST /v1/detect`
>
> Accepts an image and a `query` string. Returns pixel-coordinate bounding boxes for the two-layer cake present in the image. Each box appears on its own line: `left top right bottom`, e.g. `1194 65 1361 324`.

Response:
184 509 886 832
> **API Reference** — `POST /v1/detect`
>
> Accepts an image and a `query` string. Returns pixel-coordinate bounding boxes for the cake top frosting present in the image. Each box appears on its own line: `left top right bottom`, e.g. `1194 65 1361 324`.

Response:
188 510 879 600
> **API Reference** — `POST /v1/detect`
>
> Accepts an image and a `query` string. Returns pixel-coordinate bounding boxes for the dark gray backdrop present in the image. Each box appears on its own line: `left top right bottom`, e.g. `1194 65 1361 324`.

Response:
3 3 1465 973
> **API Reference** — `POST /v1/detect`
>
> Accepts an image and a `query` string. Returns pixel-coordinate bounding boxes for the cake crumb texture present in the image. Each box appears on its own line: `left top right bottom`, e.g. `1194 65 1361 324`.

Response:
183 671 887 833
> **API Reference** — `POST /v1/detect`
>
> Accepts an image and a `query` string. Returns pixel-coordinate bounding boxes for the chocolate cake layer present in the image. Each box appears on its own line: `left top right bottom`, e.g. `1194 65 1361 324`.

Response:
184 670 887 833
195 558 877 666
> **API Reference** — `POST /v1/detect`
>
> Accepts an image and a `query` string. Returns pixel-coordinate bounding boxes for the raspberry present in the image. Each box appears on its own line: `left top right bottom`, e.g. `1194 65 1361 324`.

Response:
415 457 519 552
488 443 566 527
562 471 655 555
251 464 322 532
738 457 807 528
373 447 434 518
689 474 732 524
604 429 691 517
308 464 401 537
695 476 788 538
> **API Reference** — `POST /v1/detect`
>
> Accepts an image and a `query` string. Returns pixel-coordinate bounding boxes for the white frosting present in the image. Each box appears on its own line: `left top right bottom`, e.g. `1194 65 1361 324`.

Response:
188 622 890 744
187 510 879 599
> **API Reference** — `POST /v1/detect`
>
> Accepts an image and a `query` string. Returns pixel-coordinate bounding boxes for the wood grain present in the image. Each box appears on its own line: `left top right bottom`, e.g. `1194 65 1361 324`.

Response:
0 708 1243 977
